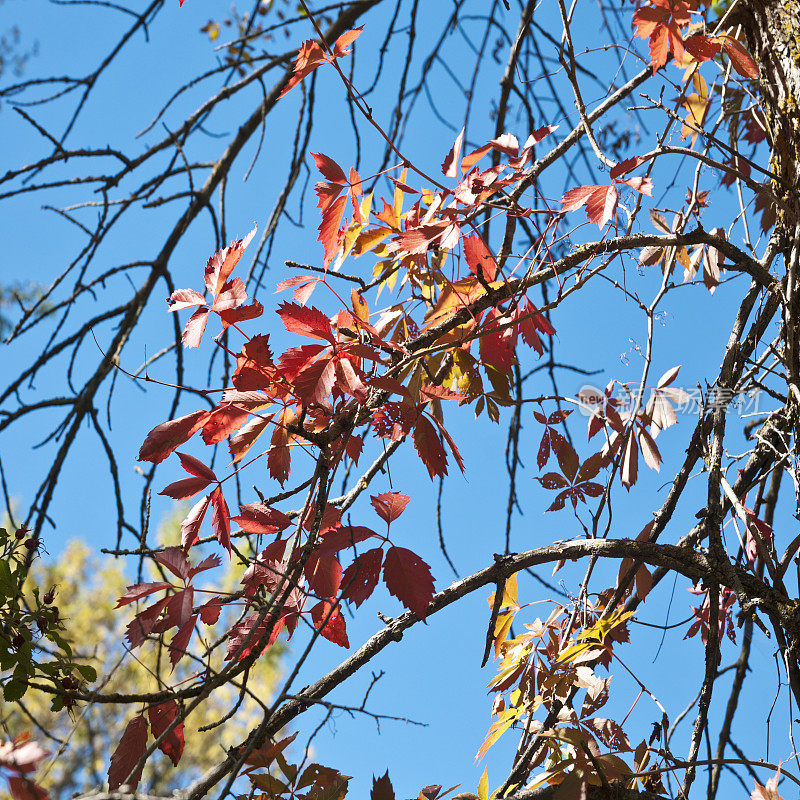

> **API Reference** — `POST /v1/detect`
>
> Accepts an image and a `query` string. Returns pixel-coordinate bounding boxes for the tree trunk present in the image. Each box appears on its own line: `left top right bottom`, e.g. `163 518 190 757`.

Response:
742 0 800 703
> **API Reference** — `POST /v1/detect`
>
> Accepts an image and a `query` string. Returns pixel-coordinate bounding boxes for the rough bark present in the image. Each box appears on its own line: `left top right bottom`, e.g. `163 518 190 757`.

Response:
742 0 800 711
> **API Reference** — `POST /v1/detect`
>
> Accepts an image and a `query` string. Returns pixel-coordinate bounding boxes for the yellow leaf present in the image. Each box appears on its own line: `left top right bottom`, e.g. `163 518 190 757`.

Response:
476 714 515 761
692 71 708 99
477 768 489 800
502 572 518 608
423 277 486 328
494 610 516 657
393 167 407 226
354 226 391 257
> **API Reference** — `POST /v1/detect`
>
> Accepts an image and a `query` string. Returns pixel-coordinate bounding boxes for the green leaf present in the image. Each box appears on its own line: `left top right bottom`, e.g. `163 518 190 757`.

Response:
3 678 27 701
0 648 17 671
75 663 97 683
0 558 15 594
48 630 73 658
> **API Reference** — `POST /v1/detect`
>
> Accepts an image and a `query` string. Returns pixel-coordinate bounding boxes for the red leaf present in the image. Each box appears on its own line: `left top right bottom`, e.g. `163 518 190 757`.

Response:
516 299 554 354
115 582 171 608
388 176 419 194
334 356 368 401
231 502 292 535
525 124 557 148
303 502 342 533
295 356 337 405
229 415 272 463
176 452 216 481
189 555 222 578
181 308 209 349
226 612 285 660
211 277 247 312
413 415 448 479
538 472 569 490
167 288 205 312
204 226 257 298
683 34 721 63
349 167 364 198
649 24 670 70
609 155 650 180
310 600 349 647
318 525 378 554
535 310 556 336
370 492 410 524
460 143 493 171
125 596 170 648
199 596 223 625
342 548 383 607
279 344 327 380
189 554 221 579
276 275 321 305
148 702 184 767
621 430 639 489
638 427 662 472
169 614 198 670
305 551 343 598
108 715 148 791
138 411 210 464
200 405 250 446
268 408 294 485
315 180 345 214
240 332 273 367
345 434 363 465
720 36 759 79
219 299 264 329
480 310 515 373
311 153 347 184
164 587 194 629
278 39 327 99
278 303 334 342
556 440 580 482
560 184 598 211
383 546 435 619
154 547 190 581
537 433 550 469
657 364 681 388
631 4 665 40
488 132 519 157
159 476 211 501
318 194 348 266
441 127 464 178
393 223 448 256
584 185 619 227
8 777 49 800
463 234 497 281
210 486 231 553
181 494 211 550
332 27 362 59
617 176 653 196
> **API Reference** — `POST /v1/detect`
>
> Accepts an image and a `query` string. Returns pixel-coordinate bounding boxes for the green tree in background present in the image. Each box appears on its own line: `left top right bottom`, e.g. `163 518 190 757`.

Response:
0 514 283 798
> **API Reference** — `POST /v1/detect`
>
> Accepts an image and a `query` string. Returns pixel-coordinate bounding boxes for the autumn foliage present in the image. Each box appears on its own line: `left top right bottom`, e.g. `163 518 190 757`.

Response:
3 0 799 799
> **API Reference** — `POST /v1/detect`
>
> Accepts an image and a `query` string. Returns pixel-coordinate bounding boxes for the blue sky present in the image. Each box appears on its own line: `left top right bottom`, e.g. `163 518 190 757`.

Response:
1 1 787 797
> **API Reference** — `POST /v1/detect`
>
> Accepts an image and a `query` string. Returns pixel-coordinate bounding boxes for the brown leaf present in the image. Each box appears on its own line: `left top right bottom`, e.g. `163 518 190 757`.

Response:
371 771 395 800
